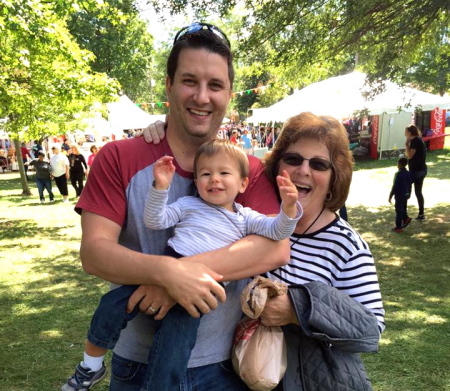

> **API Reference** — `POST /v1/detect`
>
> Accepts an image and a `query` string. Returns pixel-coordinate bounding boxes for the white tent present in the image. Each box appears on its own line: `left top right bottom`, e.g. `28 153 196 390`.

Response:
108 95 160 135
248 72 450 123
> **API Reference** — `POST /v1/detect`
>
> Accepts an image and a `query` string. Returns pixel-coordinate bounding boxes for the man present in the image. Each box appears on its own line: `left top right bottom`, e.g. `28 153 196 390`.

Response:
50 145 70 202
74 22 288 391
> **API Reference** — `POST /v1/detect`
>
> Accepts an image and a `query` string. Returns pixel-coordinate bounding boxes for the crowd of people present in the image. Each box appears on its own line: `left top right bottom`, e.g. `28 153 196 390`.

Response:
4 139 100 203
217 122 282 155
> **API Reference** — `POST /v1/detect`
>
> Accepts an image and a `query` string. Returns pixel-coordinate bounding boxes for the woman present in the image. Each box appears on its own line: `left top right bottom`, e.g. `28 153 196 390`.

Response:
141 112 385 390
262 112 384 390
404 124 427 221
86 145 98 177
68 144 87 197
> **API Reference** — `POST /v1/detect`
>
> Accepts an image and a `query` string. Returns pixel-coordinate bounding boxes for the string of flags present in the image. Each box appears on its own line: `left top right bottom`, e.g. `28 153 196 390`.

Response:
135 84 269 109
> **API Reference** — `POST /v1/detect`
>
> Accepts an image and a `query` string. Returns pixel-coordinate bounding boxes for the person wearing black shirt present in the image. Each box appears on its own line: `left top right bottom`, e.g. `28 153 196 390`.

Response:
404 125 427 221
68 144 87 197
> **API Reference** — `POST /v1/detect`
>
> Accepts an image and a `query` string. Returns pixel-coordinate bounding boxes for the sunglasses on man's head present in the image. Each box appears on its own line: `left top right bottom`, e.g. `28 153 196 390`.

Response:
281 153 332 172
174 22 230 47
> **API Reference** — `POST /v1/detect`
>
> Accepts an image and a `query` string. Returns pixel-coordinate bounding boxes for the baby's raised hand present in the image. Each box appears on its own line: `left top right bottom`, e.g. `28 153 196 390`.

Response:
276 170 299 218
153 156 176 190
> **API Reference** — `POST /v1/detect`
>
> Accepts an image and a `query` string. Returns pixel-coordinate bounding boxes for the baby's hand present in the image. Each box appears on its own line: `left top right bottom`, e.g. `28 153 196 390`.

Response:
153 156 176 190
276 170 299 218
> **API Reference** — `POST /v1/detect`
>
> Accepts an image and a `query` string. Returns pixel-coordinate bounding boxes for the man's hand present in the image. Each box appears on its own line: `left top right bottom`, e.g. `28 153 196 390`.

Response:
161 261 226 318
153 156 176 190
277 170 300 218
127 285 177 320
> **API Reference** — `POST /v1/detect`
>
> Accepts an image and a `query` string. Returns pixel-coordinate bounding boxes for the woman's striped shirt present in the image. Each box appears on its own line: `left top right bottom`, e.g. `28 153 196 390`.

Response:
265 215 385 332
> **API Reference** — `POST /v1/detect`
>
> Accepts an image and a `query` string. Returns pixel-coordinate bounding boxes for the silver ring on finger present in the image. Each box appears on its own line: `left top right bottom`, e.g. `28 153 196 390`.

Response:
148 305 157 313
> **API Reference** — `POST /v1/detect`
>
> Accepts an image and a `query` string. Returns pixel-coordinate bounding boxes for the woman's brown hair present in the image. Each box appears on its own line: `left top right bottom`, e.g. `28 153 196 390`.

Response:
264 112 353 212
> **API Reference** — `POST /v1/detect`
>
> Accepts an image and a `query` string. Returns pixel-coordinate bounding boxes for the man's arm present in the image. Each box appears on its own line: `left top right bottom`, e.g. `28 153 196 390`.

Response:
80 211 226 317
183 235 290 281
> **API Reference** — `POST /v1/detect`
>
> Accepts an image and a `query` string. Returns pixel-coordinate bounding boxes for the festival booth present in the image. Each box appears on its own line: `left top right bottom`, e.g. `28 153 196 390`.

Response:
107 95 165 139
247 72 450 159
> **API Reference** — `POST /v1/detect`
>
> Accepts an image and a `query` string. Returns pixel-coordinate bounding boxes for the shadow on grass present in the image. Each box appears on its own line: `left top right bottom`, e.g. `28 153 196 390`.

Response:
354 148 450 181
0 218 65 240
348 203 450 390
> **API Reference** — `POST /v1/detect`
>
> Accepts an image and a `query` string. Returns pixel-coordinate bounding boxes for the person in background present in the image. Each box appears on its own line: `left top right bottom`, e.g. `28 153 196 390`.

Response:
31 140 43 158
230 129 239 145
20 142 32 180
240 128 252 154
339 204 348 221
50 145 70 203
61 138 71 153
27 150 54 203
404 124 427 221
86 145 98 177
67 144 87 198
0 149 8 173
389 157 412 233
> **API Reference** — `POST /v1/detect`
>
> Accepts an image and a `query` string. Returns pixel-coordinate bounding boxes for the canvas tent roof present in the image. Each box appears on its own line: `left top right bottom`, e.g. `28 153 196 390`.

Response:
247 72 450 123
108 95 165 133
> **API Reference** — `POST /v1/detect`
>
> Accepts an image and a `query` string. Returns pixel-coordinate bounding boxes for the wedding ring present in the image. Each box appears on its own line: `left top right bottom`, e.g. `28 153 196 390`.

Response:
148 306 157 313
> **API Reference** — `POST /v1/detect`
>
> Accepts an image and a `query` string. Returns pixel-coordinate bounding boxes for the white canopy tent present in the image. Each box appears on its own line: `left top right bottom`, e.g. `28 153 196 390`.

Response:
247 72 450 123
107 95 165 137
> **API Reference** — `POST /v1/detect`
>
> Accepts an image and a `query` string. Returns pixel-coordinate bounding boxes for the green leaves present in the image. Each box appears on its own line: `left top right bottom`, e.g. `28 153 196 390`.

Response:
0 0 120 139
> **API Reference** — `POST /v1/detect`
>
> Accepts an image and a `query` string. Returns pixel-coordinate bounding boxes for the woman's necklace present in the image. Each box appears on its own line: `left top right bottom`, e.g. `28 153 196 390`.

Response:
290 206 325 248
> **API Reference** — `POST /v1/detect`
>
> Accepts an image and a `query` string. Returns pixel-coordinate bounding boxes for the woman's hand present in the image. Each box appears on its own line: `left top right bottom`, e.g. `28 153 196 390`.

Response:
260 293 299 327
140 119 167 144
277 170 300 218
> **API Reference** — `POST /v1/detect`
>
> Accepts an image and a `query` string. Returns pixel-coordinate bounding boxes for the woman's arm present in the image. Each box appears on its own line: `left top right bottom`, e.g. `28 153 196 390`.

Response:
288 283 381 353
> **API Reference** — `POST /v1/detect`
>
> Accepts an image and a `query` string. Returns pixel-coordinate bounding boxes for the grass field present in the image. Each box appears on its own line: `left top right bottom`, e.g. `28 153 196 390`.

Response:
0 147 449 391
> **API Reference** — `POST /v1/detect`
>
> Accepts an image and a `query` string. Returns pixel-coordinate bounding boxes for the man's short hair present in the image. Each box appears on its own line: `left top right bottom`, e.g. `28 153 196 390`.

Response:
167 23 234 89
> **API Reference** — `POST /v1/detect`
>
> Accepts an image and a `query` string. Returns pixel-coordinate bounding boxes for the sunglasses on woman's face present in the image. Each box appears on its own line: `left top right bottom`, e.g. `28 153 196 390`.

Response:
281 153 332 172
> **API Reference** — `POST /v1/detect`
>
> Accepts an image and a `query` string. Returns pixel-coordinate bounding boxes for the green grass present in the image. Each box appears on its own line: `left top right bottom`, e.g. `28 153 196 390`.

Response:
1 148 450 391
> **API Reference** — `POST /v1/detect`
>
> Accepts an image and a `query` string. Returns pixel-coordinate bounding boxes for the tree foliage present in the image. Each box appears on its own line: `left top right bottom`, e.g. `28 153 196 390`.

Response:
67 0 155 102
0 0 120 194
0 0 119 140
144 0 450 95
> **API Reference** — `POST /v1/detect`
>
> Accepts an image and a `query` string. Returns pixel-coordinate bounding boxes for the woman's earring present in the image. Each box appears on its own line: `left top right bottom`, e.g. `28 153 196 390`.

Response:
326 192 332 201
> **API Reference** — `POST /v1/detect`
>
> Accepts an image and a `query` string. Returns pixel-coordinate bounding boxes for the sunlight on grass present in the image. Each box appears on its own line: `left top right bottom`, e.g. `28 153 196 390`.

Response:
390 309 447 325
379 257 405 267
1 151 450 391
40 330 64 338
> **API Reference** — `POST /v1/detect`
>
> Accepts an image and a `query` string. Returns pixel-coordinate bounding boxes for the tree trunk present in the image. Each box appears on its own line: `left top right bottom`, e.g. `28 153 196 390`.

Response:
13 139 32 196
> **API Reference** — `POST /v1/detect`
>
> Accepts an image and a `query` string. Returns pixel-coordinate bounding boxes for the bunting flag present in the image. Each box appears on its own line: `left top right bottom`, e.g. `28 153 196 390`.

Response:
135 84 270 108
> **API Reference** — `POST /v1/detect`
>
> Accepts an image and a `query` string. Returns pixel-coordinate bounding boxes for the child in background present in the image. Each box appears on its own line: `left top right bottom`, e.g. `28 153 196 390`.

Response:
62 139 302 391
389 157 412 232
